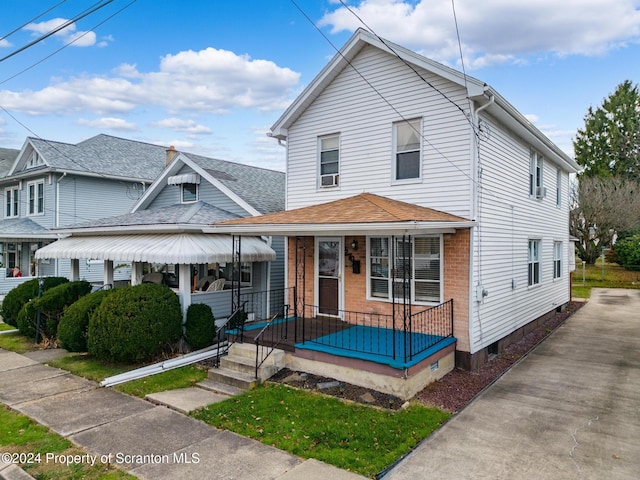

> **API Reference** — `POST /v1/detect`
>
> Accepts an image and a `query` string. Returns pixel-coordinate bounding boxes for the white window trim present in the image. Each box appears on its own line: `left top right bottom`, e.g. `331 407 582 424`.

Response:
318 133 340 189
529 150 544 199
556 168 562 207
4 186 19 218
26 179 44 216
553 241 562 280
181 183 198 204
366 235 443 305
528 239 541 287
392 118 423 184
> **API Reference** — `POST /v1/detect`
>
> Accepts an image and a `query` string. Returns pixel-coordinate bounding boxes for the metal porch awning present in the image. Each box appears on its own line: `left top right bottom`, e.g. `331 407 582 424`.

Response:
35 233 275 264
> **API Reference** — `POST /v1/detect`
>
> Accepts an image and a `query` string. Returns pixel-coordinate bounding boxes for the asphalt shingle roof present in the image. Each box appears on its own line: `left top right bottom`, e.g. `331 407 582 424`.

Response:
0 148 19 178
0 217 54 236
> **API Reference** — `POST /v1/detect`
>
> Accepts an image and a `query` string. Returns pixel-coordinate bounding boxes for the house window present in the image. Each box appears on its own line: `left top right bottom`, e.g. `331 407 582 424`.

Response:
319 134 339 187
24 151 44 170
528 240 541 286
4 243 17 274
218 262 252 285
529 150 544 198
27 180 44 215
556 168 561 206
181 183 198 203
553 241 562 279
393 119 422 181
5 187 18 218
368 235 441 303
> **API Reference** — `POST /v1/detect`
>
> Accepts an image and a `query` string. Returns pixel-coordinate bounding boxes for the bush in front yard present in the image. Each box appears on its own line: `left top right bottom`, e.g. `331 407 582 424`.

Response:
185 303 216 350
16 281 92 339
0 277 69 327
58 289 113 352
88 283 182 363
614 234 640 271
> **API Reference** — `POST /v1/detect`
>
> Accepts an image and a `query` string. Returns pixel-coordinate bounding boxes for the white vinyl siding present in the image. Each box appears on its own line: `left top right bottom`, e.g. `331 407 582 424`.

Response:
285 45 472 218
319 134 340 188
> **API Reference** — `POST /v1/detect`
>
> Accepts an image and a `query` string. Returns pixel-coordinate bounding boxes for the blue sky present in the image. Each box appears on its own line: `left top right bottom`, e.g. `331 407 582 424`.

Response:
1 0 639 172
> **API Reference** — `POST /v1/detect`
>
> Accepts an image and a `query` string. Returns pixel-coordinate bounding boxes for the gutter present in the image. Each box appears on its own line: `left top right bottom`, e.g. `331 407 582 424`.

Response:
100 342 228 387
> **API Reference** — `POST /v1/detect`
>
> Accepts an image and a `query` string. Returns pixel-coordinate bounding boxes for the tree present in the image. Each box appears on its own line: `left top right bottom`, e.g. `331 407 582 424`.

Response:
573 80 640 182
570 176 640 264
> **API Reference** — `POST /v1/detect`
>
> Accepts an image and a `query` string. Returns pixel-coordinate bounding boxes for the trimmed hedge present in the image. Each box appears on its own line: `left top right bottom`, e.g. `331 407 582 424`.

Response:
88 283 182 363
58 290 113 352
185 303 216 350
0 277 69 327
16 281 92 339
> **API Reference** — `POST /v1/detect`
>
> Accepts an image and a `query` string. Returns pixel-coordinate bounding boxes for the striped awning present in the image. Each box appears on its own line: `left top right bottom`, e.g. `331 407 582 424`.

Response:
35 233 275 264
167 173 200 185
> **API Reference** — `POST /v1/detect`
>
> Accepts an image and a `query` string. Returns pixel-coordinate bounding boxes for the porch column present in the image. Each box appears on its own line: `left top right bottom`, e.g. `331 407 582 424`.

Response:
178 263 191 325
70 259 80 281
103 260 114 288
131 261 143 285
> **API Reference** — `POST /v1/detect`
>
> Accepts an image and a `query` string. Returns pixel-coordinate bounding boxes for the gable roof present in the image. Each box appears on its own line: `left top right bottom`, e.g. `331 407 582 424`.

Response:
209 193 474 236
0 148 19 178
270 28 578 173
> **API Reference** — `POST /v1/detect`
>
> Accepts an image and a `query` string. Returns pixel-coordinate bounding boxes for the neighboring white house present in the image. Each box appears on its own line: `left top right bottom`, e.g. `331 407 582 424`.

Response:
215 27 579 396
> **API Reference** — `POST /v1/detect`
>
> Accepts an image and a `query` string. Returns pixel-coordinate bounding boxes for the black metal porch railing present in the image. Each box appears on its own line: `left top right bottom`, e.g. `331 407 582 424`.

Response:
298 299 454 365
253 303 289 378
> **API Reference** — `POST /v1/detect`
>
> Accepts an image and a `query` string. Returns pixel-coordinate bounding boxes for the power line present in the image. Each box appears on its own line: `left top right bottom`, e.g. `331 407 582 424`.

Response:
0 0 114 64
0 0 68 44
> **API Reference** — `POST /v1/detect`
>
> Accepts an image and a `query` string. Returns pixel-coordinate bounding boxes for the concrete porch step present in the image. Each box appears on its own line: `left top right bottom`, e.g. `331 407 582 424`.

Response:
196 378 245 397
206 366 260 391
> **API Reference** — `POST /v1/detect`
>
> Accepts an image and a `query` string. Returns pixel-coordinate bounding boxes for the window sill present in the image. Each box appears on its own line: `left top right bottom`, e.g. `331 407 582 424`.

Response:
391 178 422 186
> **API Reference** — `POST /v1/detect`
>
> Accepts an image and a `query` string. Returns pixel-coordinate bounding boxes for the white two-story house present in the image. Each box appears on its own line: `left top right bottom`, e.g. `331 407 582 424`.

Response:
216 29 579 399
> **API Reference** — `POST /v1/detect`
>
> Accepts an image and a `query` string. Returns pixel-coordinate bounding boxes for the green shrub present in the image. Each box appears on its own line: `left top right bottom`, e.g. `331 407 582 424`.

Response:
88 284 182 363
0 277 69 327
185 303 215 350
614 234 640 271
16 281 91 339
58 290 112 352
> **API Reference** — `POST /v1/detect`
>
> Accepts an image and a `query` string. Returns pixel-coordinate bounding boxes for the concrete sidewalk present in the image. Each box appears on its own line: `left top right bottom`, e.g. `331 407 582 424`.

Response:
0 349 366 480
385 288 640 480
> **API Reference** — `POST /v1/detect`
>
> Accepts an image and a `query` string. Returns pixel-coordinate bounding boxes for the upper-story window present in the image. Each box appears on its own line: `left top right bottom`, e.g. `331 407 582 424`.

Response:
319 134 339 188
393 118 422 181
182 183 198 203
5 186 18 218
24 151 44 170
529 150 544 198
27 180 44 215
556 168 562 206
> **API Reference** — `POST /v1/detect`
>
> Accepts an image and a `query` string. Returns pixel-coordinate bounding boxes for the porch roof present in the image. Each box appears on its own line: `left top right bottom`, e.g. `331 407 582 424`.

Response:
208 193 474 236
34 233 276 264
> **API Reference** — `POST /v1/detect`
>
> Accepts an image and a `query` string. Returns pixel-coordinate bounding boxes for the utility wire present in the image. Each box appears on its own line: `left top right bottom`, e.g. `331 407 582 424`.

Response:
0 0 114 64
0 0 68 43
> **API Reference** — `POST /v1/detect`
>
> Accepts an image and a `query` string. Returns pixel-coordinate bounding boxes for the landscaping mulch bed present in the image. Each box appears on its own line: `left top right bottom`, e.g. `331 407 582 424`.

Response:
270 302 584 412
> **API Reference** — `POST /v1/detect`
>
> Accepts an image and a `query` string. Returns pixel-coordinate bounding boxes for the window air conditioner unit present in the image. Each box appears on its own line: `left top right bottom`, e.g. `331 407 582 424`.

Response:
536 186 547 198
321 174 339 187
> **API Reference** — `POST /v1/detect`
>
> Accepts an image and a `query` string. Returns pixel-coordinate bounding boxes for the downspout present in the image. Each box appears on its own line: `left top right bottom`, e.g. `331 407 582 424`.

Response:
468 93 494 359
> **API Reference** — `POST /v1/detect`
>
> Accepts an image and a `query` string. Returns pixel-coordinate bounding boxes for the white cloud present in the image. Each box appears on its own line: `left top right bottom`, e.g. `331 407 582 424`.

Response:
24 18 97 47
320 0 640 68
77 117 137 131
0 39 10 48
0 47 300 116
150 118 212 134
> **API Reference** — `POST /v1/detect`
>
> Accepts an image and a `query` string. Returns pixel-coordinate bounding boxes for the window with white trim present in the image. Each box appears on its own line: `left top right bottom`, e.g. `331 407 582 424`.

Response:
529 150 544 198
27 180 44 215
556 168 561 206
24 150 44 170
368 235 441 303
528 239 541 286
5 186 18 218
181 183 198 203
393 119 422 181
553 241 562 279
319 134 339 188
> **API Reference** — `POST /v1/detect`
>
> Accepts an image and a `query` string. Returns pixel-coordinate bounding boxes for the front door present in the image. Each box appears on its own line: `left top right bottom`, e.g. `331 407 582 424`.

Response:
317 238 341 316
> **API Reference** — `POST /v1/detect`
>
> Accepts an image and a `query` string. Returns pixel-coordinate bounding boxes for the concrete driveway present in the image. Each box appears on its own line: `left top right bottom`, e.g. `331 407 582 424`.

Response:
386 288 640 480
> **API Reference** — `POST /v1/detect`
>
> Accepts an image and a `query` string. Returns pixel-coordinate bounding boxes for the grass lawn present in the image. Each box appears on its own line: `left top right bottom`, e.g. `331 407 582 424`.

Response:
47 355 133 382
114 364 208 397
571 260 640 298
192 383 450 478
0 322 16 331
0 405 133 479
0 331 39 353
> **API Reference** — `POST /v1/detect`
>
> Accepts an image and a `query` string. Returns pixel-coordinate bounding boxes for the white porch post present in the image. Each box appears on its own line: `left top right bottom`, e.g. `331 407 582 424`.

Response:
70 259 80 281
178 263 192 324
131 261 143 285
104 260 114 288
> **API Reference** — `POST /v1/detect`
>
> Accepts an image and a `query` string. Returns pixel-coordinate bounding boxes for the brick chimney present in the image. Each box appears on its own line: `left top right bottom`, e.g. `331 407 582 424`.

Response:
166 145 178 165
